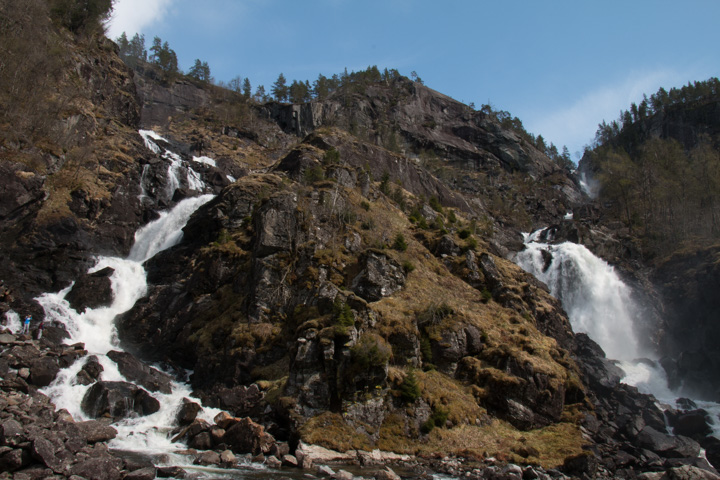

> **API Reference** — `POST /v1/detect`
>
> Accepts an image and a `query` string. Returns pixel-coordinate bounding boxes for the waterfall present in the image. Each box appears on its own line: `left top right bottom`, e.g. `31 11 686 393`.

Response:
38 194 218 454
138 130 208 201
516 229 720 437
515 235 640 361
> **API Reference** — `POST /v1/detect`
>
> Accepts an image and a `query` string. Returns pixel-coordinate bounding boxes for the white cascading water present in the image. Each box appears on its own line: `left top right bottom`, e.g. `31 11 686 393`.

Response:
38 193 217 454
139 129 208 201
515 230 639 361
516 228 720 436
35 131 224 456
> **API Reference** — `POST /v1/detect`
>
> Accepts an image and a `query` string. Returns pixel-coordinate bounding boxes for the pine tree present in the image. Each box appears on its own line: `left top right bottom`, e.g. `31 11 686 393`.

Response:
242 78 252 99
271 73 288 102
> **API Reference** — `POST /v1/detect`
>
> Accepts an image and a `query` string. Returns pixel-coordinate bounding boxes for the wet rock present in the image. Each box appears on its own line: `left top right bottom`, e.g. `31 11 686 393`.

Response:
350 251 406 302
76 355 104 385
194 450 221 466
667 409 713 439
124 467 157 480
157 466 187 478
106 350 173 394
175 398 202 426
81 381 160 420
375 466 402 480
65 267 115 312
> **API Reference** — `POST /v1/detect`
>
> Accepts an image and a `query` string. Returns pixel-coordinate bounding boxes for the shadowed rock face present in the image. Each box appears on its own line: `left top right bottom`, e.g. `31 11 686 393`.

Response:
65 267 115 313
81 381 160 420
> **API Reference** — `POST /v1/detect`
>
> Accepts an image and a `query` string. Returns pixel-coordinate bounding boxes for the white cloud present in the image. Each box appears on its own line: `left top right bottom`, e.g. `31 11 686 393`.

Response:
525 70 692 158
106 0 174 39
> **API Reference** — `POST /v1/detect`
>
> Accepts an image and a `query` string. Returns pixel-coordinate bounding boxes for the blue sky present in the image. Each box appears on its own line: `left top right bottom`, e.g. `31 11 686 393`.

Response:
107 0 720 159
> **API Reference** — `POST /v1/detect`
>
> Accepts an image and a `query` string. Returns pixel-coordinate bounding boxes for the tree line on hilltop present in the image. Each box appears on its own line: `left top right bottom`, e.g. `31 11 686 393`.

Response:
583 77 720 257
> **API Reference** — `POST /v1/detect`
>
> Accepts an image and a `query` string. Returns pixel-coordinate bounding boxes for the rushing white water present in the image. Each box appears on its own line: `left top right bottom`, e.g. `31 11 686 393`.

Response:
516 229 720 436
516 234 640 361
3 310 21 334
139 130 209 200
38 194 217 453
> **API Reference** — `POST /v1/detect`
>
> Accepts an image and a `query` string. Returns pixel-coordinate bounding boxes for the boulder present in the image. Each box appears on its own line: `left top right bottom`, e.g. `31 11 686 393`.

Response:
65 266 115 312
106 350 173 394
81 381 160 420
637 426 702 459
68 454 123 480
76 355 104 385
350 251 406 302
124 467 157 480
75 419 118 443
28 356 60 387
194 450 221 466
222 417 275 455
668 409 713 439
175 398 202 426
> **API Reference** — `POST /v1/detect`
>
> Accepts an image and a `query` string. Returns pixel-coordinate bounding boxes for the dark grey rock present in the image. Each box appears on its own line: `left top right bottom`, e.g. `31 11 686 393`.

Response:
106 350 173 394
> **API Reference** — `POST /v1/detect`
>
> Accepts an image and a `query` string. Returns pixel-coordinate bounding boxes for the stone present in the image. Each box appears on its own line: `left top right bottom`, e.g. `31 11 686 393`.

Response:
123 467 157 480
80 381 160 420
65 266 115 312
0 448 30 472
28 356 60 387
219 449 236 465
106 350 173 394
30 436 61 472
194 450 221 466
75 419 117 443
374 467 402 480
175 398 202 426
669 409 713 439
265 455 282 468
317 465 336 477
157 466 187 478
188 431 212 450
0 419 25 446
68 455 123 480
222 417 275 455
282 454 298 467
333 470 354 480
213 411 237 429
